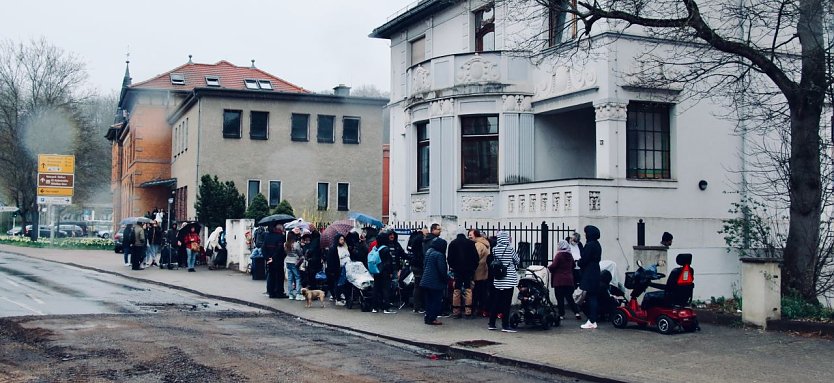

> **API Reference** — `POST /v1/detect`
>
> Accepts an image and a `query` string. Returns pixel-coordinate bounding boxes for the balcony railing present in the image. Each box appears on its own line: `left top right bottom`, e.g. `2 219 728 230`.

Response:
405 51 532 99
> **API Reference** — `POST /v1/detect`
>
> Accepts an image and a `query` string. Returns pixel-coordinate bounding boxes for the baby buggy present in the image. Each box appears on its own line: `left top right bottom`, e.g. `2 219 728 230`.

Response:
344 261 375 312
509 265 561 330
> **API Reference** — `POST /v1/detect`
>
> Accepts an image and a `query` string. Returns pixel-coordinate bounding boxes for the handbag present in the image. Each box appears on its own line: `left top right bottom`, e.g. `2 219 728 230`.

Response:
490 247 510 280
190 242 200 252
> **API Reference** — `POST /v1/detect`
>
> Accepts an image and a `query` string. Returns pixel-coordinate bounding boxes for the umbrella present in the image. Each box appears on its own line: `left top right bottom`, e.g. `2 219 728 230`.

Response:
120 216 154 225
177 221 202 240
348 212 384 228
320 220 354 249
283 218 312 231
257 214 295 226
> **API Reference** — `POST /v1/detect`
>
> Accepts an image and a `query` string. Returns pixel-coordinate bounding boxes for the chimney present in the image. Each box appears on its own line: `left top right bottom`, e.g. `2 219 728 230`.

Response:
333 84 351 96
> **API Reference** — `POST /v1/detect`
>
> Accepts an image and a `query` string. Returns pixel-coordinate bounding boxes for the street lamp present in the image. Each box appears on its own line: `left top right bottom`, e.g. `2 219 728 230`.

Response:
167 192 175 230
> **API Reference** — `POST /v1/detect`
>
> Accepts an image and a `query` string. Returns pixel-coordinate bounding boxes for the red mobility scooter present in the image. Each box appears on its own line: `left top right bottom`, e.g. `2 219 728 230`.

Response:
611 253 699 334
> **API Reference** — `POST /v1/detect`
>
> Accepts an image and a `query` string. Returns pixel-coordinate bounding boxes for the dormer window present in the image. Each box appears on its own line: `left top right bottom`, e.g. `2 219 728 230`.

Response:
244 79 259 89
170 73 185 85
205 76 220 87
258 80 273 90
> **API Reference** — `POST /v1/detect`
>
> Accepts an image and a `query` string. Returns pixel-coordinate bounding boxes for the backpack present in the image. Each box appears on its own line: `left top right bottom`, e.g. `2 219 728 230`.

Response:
367 245 386 275
254 227 266 248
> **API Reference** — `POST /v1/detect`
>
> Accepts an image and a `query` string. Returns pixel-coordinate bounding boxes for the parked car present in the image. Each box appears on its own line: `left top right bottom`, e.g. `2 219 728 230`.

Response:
57 224 85 237
55 221 89 237
6 226 22 236
96 229 113 239
24 225 67 238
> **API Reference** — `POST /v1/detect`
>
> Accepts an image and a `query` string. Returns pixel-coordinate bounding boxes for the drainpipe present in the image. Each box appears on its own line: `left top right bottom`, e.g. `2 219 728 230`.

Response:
195 97 202 221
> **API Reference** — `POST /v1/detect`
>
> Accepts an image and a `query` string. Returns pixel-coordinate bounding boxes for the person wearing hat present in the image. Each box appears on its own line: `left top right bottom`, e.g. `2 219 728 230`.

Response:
661 232 674 247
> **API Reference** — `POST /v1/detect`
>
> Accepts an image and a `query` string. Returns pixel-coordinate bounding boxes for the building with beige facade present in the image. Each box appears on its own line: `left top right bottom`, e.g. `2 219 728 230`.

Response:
107 59 386 226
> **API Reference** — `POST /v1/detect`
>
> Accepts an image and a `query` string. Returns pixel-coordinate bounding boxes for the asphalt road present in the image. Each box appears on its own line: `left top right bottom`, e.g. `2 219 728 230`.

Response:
0 251 252 317
0 252 591 382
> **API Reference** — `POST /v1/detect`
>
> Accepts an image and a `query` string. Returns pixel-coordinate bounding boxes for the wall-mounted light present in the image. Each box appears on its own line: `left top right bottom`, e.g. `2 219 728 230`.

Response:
698 180 708 191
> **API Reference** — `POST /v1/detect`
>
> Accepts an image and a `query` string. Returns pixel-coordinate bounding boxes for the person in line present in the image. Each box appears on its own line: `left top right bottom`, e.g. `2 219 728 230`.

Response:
470 229 491 317
548 240 582 320
122 224 133 267
285 235 304 301
661 232 674 247
569 232 583 289
182 225 201 272
579 225 602 329
131 222 147 271
372 232 397 314
488 231 520 333
304 228 323 288
326 234 350 304
263 224 288 298
407 227 427 313
448 228 479 318
205 226 224 270
421 237 449 325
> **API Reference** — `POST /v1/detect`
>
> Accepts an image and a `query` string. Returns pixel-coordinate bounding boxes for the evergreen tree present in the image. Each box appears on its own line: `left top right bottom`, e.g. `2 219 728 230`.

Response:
245 193 270 223
272 199 294 216
194 175 245 229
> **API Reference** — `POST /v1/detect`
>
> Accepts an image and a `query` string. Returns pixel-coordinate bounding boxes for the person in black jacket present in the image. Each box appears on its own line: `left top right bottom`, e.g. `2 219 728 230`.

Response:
325 234 346 301
447 229 479 318
263 224 288 298
420 237 449 325
304 228 323 288
372 231 396 313
579 225 602 329
407 228 427 313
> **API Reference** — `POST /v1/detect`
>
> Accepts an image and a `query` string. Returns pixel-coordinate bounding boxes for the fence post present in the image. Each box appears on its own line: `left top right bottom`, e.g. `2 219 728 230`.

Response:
540 221 549 266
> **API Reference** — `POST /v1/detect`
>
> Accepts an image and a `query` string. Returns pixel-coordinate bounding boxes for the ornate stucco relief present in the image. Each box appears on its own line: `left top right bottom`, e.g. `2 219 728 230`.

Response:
412 198 426 213
456 55 500 83
501 95 533 112
537 66 597 98
460 195 495 212
412 65 431 93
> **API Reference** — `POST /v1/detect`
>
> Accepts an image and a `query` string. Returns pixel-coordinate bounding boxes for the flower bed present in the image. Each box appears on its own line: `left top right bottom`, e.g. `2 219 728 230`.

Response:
0 235 114 251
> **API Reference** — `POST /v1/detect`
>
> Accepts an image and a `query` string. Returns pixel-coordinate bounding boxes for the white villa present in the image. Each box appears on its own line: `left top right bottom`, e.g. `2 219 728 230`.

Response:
372 0 750 299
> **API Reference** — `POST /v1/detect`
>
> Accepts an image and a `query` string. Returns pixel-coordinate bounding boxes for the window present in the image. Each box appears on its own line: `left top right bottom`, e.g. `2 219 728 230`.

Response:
548 0 577 46
291 114 309 141
247 180 261 207
410 36 426 65
343 117 360 144
461 115 499 186
416 121 430 191
244 79 259 90
268 181 281 207
205 76 220 87
317 115 335 143
258 80 273 90
170 73 185 85
474 5 495 52
626 102 671 179
250 111 269 140
337 183 349 211
317 183 329 211
223 110 242 138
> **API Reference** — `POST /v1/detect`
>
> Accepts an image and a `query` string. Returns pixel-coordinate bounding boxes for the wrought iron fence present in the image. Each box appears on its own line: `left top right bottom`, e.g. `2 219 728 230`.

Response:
389 220 573 269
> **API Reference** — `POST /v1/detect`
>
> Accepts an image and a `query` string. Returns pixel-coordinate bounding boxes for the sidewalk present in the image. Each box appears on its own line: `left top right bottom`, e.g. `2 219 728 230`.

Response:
3 244 831 383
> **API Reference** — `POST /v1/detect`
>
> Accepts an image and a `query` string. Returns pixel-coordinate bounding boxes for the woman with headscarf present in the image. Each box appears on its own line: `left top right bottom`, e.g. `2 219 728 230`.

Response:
578 225 602 329
489 231 520 332
548 240 581 320
420 237 449 325
205 226 223 270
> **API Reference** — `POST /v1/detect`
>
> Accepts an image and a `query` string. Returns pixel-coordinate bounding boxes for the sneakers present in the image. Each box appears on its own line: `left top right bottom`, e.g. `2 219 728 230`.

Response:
335 300 346 306
383 309 397 314
188 268 195 272
372 309 379 313
559 316 565 320
580 320 598 329
125 263 130 267
575 313 583 320
501 328 518 333
487 325 498 330
295 296 305 301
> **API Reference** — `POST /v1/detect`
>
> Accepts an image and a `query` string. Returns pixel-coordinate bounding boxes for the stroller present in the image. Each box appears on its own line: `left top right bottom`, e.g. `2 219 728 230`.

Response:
159 238 179 270
344 261 375 312
509 265 561 330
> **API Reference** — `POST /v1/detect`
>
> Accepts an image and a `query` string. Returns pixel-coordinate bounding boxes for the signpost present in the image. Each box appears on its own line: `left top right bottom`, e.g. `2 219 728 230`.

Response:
36 154 75 243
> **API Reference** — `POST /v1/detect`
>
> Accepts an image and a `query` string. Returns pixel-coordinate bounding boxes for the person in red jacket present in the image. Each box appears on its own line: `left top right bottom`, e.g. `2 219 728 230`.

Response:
548 240 581 320
183 226 201 272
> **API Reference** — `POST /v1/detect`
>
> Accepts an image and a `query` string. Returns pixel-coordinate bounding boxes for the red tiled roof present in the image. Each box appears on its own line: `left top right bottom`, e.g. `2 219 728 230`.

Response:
130 60 309 93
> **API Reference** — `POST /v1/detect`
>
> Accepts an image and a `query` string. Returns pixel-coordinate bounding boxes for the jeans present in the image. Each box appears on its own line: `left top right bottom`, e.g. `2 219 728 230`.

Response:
286 263 301 298
123 245 130 264
186 248 196 269
423 287 443 323
145 244 159 265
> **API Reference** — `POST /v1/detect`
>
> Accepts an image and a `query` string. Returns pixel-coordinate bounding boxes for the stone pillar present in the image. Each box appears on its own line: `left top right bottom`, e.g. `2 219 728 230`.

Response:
741 258 782 328
593 100 627 179
501 96 534 184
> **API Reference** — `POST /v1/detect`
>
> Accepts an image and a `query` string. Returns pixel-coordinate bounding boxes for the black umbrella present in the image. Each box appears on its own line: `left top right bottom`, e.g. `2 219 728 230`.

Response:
120 216 153 225
177 221 202 239
257 214 295 226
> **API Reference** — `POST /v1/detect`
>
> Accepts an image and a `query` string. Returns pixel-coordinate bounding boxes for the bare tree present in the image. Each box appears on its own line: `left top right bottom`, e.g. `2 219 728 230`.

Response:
499 0 831 301
0 38 89 226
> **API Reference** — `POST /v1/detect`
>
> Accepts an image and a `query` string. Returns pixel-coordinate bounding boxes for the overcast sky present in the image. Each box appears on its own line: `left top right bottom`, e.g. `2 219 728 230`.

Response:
0 0 415 95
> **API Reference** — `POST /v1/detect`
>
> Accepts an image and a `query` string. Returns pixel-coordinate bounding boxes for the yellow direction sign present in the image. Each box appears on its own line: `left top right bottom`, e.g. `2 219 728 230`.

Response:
38 154 75 174
37 187 73 197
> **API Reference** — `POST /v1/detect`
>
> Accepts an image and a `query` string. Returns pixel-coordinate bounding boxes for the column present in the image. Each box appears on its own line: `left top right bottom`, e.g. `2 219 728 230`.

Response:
501 112 534 183
593 100 628 179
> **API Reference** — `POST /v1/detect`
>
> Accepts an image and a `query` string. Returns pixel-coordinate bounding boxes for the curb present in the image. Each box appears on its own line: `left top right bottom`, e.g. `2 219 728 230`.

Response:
3 248 630 383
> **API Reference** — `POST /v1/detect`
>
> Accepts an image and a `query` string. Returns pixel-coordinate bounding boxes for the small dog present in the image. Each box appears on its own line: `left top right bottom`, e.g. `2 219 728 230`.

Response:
301 288 326 308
